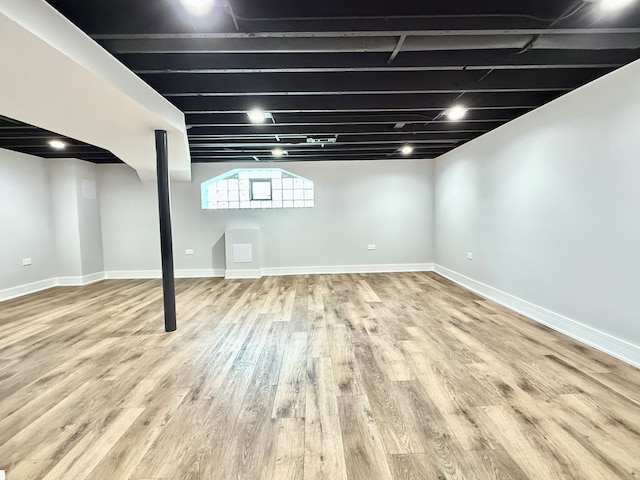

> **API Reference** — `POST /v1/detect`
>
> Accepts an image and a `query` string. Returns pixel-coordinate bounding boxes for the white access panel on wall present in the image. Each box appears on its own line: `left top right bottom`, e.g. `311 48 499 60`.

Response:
225 229 262 279
232 244 253 263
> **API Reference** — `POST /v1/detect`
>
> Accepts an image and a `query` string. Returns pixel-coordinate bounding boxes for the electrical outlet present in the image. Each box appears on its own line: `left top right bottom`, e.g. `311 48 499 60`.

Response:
185 249 195 255
22 258 32 266
368 244 376 251
466 252 473 260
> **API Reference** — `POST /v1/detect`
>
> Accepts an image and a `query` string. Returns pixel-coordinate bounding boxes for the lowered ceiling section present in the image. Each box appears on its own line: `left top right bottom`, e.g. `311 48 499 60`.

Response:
0 0 191 181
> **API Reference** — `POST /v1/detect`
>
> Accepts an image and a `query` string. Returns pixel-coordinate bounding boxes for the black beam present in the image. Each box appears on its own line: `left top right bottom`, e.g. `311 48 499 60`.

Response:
169 90 566 112
118 50 636 73
190 153 447 162
139 68 613 95
185 120 507 136
184 108 532 125
155 130 177 333
188 131 478 141
98 29 640 55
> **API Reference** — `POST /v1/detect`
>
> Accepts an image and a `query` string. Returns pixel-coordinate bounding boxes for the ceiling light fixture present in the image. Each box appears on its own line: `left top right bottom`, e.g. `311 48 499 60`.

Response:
179 0 214 16
49 140 66 150
599 0 635 10
271 147 286 157
248 108 268 124
445 105 468 121
401 145 414 155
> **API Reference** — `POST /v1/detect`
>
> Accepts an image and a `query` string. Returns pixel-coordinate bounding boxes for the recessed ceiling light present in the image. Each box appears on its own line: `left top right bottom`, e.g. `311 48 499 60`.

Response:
271 147 286 157
49 140 66 150
446 105 468 121
179 0 214 15
599 0 635 10
248 108 268 124
401 145 414 155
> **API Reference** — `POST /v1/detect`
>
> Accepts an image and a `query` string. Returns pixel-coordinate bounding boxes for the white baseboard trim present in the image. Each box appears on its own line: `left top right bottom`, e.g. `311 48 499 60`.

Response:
434 264 640 368
0 278 57 302
225 269 263 280
105 270 161 279
0 271 107 302
56 272 106 286
177 268 225 278
264 263 435 276
1 264 434 302
104 264 434 281
105 269 226 279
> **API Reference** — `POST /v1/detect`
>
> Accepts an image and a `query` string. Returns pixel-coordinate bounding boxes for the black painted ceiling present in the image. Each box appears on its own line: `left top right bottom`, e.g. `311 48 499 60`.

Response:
6 1 640 163
0 115 121 163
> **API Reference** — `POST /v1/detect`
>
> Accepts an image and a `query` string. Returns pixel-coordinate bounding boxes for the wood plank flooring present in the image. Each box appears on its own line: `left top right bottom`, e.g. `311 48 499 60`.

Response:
0 272 639 479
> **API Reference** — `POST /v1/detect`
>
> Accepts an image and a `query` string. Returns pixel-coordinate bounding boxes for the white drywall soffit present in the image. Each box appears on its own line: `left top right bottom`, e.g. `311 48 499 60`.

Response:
0 0 191 182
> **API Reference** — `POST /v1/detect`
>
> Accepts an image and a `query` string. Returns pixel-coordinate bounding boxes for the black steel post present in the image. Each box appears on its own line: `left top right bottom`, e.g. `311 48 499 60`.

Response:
155 130 177 332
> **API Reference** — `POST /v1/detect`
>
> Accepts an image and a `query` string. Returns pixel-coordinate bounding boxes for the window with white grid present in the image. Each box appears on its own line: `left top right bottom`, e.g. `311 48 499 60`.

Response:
201 169 314 210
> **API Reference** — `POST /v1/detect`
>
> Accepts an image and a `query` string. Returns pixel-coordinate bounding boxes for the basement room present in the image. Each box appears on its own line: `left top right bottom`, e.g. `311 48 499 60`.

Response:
1 0 639 479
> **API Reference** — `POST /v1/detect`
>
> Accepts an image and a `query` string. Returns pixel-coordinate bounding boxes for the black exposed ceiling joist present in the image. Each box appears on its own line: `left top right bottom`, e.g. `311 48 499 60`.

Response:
184 106 537 114
188 131 480 141
190 120 512 128
190 156 441 163
167 88 571 97
185 108 532 124
190 152 447 161
193 145 449 154
220 16 640 34
190 140 459 149
8 147 119 157
4 151 122 163
0 116 122 164
0 142 112 151
48 0 625 35
134 64 622 74
0 134 70 141
186 122 507 136
118 50 640 73
97 29 640 54
171 91 565 111
191 150 446 158
93 28 640 39
141 69 612 95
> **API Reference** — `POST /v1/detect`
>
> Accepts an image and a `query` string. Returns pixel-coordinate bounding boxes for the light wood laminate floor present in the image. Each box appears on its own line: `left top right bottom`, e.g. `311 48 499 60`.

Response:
1 272 639 480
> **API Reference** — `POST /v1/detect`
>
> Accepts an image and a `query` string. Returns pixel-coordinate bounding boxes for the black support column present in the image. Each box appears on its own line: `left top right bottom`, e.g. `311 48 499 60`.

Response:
155 130 177 332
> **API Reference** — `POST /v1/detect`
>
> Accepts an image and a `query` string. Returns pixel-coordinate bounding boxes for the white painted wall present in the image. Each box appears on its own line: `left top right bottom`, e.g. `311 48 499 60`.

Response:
50 159 82 277
0 153 105 298
49 159 105 279
98 160 435 273
434 60 640 358
75 161 104 276
0 148 56 290
98 164 160 272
